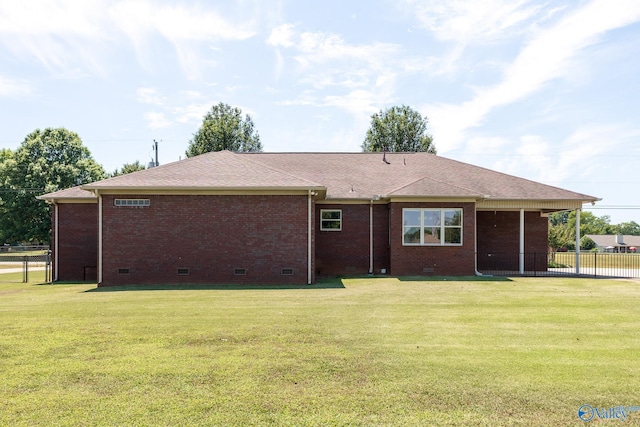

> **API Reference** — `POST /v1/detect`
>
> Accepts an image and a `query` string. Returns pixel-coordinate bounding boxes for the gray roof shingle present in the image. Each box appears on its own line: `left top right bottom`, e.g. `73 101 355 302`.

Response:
39 150 598 203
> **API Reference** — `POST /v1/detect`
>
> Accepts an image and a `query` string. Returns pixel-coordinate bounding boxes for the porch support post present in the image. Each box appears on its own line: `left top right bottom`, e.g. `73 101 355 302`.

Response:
575 208 581 275
519 209 525 274
98 192 102 285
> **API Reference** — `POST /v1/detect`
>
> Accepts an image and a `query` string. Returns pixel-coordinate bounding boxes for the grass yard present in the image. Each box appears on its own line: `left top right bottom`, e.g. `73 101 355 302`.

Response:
553 251 640 269
1 276 639 426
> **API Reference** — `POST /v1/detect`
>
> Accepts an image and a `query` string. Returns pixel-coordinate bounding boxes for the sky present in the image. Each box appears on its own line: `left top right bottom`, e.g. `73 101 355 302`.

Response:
1 0 639 224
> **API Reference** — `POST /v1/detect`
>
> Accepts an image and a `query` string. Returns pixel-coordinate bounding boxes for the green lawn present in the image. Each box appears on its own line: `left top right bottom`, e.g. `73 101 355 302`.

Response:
1 276 639 426
553 251 640 269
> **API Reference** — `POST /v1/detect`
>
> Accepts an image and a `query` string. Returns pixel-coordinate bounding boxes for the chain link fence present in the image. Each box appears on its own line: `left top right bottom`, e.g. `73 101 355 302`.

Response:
0 251 52 283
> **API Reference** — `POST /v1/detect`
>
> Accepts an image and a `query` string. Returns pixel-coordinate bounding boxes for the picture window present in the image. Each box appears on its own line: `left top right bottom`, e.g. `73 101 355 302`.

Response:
403 208 462 246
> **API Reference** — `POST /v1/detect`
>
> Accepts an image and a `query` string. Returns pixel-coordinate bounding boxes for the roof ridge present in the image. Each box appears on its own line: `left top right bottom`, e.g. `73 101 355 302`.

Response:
237 151 324 187
386 174 482 197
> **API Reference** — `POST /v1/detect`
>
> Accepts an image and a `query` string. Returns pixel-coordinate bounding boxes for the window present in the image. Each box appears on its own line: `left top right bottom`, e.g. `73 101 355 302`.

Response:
403 208 462 246
320 209 342 231
114 199 150 207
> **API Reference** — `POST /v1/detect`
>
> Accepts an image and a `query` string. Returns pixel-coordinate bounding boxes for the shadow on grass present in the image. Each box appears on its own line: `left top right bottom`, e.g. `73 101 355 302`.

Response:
36 281 94 286
84 278 346 292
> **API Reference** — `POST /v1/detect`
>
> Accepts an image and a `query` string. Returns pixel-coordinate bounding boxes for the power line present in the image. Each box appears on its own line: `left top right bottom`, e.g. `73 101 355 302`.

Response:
584 206 640 210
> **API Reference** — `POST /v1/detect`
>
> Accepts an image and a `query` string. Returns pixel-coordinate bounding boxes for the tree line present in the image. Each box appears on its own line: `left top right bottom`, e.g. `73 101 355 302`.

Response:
0 103 434 243
4 101 636 248
549 210 640 252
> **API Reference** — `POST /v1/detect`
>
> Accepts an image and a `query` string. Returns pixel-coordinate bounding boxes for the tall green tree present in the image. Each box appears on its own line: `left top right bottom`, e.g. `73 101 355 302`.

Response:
614 221 640 236
361 105 436 153
185 102 263 157
0 128 105 243
111 161 146 177
0 149 14 241
548 210 617 251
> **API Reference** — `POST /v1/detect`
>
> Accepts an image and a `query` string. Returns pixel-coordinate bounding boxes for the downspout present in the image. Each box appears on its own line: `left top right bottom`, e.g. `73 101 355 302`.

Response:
474 205 485 276
369 200 374 274
575 208 581 275
54 202 59 282
307 191 313 285
98 191 103 285
519 209 525 275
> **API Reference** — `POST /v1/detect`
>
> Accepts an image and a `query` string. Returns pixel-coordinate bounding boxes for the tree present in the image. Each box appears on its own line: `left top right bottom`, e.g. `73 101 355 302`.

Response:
185 102 263 157
361 105 436 153
548 221 572 253
111 161 146 177
614 221 640 236
0 128 105 243
0 149 14 242
548 210 618 252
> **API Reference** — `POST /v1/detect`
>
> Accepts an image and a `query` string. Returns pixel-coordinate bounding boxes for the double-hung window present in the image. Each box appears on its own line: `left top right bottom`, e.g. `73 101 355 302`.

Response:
403 208 462 245
320 209 342 231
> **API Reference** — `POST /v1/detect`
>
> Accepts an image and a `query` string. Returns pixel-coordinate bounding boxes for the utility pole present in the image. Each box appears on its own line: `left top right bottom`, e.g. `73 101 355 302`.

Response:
152 140 160 167
149 139 162 168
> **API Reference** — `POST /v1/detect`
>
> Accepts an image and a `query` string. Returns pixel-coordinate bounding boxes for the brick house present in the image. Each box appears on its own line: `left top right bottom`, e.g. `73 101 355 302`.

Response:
39 150 598 286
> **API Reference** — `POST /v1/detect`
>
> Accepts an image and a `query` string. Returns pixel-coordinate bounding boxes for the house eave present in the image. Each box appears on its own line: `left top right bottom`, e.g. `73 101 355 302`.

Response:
476 199 597 211
82 186 327 197
38 197 97 204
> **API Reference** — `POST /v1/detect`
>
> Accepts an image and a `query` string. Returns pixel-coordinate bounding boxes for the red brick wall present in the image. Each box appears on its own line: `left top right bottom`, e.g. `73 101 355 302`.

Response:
56 203 98 281
315 204 389 276
476 211 549 271
389 202 476 276
100 195 311 286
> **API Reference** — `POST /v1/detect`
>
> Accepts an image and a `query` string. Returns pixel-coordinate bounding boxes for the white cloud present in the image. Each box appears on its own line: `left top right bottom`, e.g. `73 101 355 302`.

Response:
135 87 213 129
408 0 541 42
0 75 33 97
143 112 172 129
136 88 167 106
266 25 403 116
0 0 111 75
424 0 640 152
0 0 257 79
267 23 297 47
110 1 256 80
174 103 211 124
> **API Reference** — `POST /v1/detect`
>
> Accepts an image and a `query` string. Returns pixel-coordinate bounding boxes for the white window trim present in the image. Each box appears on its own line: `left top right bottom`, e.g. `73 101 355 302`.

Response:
402 208 463 246
320 209 342 231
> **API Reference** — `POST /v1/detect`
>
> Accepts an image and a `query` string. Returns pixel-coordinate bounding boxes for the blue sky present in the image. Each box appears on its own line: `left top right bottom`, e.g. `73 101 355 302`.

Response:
1 0 639 224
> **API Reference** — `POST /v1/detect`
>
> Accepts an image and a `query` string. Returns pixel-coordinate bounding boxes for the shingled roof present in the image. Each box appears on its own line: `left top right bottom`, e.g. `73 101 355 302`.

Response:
39 150 598 204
